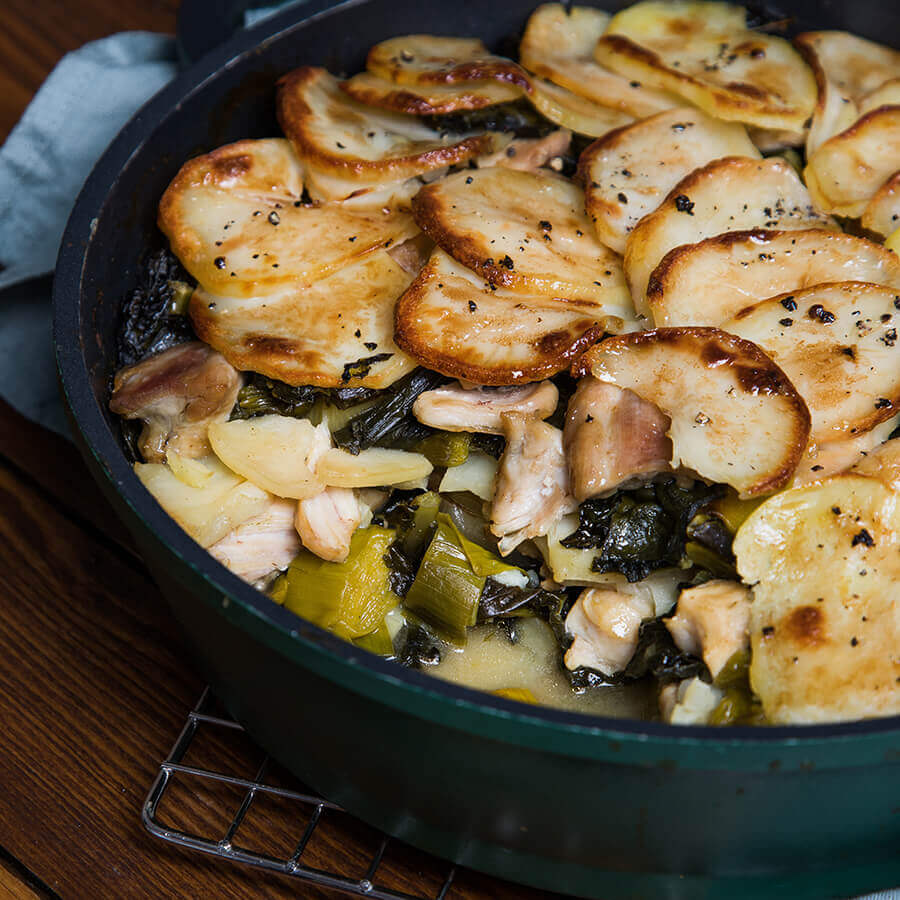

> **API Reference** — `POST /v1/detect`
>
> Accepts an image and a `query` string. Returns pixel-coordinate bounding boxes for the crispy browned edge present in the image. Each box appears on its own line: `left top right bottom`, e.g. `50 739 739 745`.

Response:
394 254 607 385
812 103 900 152
339 74 518 115
570 326 812 495
726 281 900 436
862 171 900 235
276 67 496 178
792 33 828 124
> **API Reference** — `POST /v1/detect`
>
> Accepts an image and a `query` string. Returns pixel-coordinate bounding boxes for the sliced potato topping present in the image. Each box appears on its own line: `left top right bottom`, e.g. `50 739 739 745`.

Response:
734 473 900 724
579 107 760 254
520 3 679 119
859 79 900 117
575 327 811 497
277 67 499 180
724 282 900 444
861 172 900 239
190 252 416 389
594 0 817 132
647 229 900 327
395 248 625 385
805 107 900 217
624 156 835 313
412 167 632 310
852 437 900 491
527 77 634 137
302 162 432 206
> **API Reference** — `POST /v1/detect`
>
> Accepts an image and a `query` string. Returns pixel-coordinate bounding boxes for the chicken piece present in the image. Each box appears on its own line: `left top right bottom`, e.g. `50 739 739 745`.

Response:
563 377 672 501
413 380 559 434
475 129 572 172
209 498 300 584
490 414 576 555
110 342 241 463
295 485 361 562
564 587 655 675
665 581 751 679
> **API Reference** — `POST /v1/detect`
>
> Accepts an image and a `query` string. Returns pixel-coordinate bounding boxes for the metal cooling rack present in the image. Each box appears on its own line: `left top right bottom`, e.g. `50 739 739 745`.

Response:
142 687 457 899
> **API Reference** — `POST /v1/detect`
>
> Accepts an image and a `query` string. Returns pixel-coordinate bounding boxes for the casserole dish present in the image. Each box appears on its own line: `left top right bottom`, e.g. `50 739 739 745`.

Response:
53 1 900 896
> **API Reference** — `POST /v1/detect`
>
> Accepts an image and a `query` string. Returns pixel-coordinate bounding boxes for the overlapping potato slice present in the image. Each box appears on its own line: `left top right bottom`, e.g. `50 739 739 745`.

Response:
395 248 623 384
528 77 634 137
861 172 900 239
647 229 900 326
366 35 530 90
412 167 632 311
794 31 900 154
859 79 900 117
302 162 430 206
574 327 811 497
723 282 900 444
594 1 816 132
624 156 835 313
519 3 679 119
277 67 499 181
805 107 900 218
190 250 416 388
733 472 900 724
579 107 759 254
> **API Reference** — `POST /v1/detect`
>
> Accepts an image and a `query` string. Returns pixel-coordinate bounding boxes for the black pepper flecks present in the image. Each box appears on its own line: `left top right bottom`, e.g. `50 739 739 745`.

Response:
851 528 875 548
267 211 280 226
539 220 552 231
674 194 694 215
780 296 797 312
617 192 628 204
213 256 226 269
500 255 514 270
808 304 836 324
875 398 892 409
468 300 477 312
779 317 793 327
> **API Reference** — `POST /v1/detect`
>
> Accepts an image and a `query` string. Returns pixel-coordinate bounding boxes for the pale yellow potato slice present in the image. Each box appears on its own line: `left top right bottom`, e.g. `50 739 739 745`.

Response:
805 106 900 217
724 282 900 443
190 251 417 388
527 77 634 137
861 172 900 239
594 1 816 132
579 107 759 254
647 229 900 326
158 137 418 298
395 248 627 385
734 473 900 724
859 79 900 117
519 3 679 119
624 156 834 313
852 437 900 491
302 162 430 206
318 447 433 487
277 67 499 180
575 327 811 497
411 167 632 311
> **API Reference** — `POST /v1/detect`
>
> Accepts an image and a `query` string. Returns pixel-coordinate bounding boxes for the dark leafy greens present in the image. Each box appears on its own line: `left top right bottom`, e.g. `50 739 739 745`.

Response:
231 373 380 421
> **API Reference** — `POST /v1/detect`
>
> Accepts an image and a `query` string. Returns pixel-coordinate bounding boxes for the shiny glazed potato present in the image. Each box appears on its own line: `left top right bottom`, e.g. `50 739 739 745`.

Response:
526 77 635 137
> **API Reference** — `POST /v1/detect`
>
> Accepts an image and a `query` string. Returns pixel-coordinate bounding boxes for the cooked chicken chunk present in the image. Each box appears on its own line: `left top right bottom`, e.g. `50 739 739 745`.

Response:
110 342 241 463
564 377 672 501
209 498 300 584
475 129 572 172
295 485 361 562
413 380 558 434
564 587 655 675
490 414 576 555
665 581 751 679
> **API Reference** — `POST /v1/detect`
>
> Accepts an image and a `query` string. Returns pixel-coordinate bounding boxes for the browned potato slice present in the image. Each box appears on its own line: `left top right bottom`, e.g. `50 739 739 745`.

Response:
579 107 759 254
574 327 811 497
624 156 834 313
340 71 522 115
411 167 633 316
861 172 900 239
859 79 900 117
724 282 900 444
190 250 416 388
852 436 900 490
277 67 499 181
647 229 900 326
527 78 634 137
805 107 900 217
366 35 530 90
395 248 621 385
734 473 900 724
594 1 816 133
519 3 679 119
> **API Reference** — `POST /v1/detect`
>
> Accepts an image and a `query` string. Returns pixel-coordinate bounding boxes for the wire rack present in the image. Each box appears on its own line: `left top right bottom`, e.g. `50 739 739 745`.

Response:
142 687 460 899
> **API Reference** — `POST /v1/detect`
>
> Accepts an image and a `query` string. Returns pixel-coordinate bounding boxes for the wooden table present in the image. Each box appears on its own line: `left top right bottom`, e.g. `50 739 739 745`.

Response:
0 4 556 898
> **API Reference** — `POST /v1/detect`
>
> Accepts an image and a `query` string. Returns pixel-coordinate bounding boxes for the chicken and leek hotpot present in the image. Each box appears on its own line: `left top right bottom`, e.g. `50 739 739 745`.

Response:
109 0 900 728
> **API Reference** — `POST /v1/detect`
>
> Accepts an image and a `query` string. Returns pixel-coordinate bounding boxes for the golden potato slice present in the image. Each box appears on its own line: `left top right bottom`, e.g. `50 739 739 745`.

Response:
624 156 834 313
190 251 417 388
340 71 522 115
861 172 900 239
724 282 900 443
301 162 429 206
277 67 498 180
519 3 679 119
805 106 900 217
527 77 634 137
366 35 530 90
575 327 811 497
733 473 900 724
579 107 759 254
411 167 632 312
395 248 624 385
852 436 900 490
594 1 816 132
859 79 900 117
647 229 900 326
